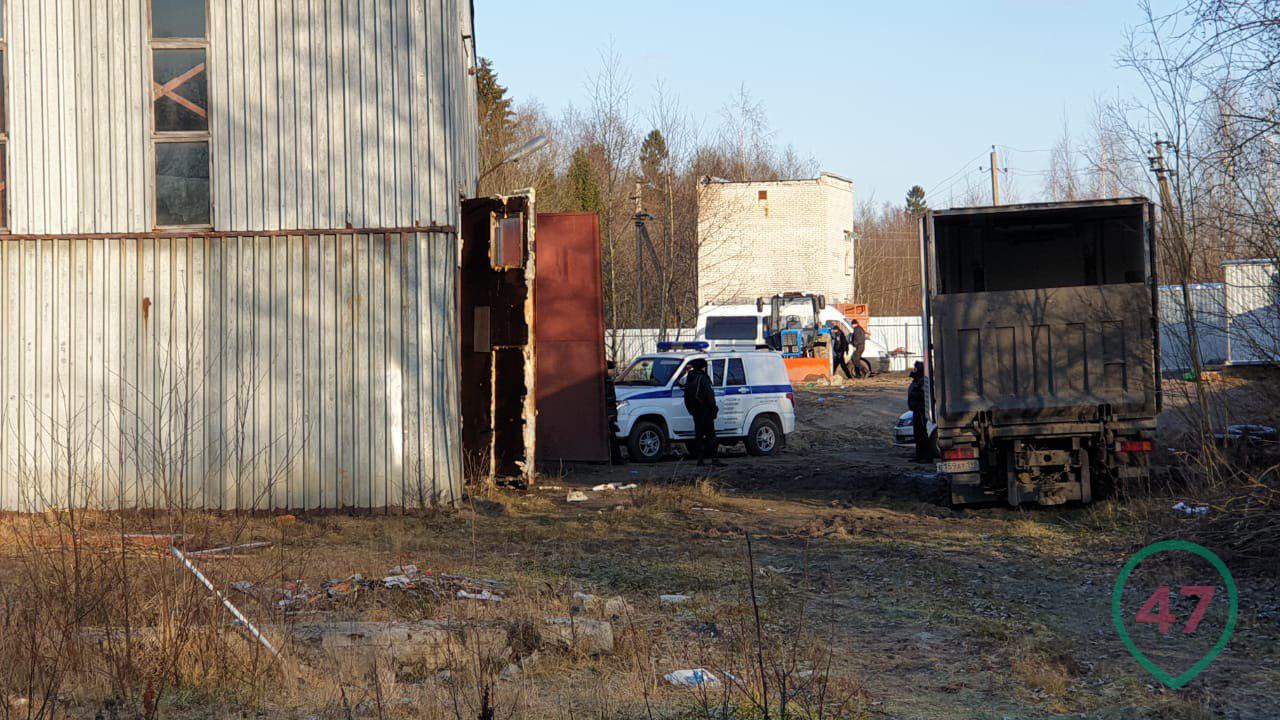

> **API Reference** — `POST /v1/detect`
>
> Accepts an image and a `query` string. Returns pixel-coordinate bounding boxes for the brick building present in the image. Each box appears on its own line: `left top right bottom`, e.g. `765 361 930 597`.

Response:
696 173 855 307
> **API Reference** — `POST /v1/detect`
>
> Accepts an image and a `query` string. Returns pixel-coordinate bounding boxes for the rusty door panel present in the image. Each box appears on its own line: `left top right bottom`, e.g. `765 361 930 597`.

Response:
534 213 609 464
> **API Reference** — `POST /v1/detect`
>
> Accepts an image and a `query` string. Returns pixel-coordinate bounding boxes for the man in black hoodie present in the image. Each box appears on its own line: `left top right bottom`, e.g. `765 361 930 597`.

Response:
683 358 724 467
907 361 933 463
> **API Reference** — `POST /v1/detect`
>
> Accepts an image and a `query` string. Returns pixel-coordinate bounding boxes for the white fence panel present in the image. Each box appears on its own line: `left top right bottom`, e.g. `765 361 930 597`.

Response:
1158 284 1229 372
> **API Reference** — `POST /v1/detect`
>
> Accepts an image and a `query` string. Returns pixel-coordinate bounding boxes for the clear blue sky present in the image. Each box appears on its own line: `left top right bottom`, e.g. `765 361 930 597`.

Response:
475 1 1166 210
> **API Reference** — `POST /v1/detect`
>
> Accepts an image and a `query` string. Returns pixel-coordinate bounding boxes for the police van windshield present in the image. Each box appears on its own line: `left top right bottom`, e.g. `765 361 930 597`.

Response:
705 316 759 340
617 357 684 386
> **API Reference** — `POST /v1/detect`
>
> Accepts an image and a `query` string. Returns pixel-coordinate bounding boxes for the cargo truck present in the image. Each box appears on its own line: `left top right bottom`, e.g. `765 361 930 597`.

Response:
921 198 1161 506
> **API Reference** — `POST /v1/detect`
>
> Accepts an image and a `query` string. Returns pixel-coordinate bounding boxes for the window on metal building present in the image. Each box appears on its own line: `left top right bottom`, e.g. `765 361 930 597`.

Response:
1 1 8 230
151 0 211 228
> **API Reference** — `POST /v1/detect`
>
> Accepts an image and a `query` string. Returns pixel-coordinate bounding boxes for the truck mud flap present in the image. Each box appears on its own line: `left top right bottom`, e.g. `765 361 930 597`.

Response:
947 472 1000 506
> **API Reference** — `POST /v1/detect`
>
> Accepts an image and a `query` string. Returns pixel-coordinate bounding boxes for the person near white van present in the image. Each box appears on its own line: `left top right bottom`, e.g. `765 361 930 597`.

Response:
613 345 796 463
682 358 724 467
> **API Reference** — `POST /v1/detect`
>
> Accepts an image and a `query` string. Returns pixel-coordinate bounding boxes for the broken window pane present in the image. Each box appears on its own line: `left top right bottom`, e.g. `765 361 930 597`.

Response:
152 0 206 38
154 49 208 132
155 142 210 226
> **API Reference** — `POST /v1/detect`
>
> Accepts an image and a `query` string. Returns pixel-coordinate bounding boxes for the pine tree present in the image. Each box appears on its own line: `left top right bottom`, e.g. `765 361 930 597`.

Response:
905 185 928 217
567 147 603 215
476 58 514 141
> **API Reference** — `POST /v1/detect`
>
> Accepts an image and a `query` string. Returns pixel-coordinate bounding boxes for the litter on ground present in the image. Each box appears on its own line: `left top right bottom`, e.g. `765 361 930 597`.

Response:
567 491 589 503
664 669 720 687
1172 501 1211 516
660 593 691 605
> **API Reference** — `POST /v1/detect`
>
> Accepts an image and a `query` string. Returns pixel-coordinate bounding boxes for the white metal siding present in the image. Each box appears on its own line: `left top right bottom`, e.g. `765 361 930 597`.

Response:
1225 260 1280 366
4 0 479 234
0 231 460 511
1157 284 1229 372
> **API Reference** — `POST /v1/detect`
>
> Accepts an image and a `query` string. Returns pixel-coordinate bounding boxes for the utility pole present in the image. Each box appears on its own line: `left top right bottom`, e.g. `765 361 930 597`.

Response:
632 181 660 335
989 145 1000 205
1151 137 1210 440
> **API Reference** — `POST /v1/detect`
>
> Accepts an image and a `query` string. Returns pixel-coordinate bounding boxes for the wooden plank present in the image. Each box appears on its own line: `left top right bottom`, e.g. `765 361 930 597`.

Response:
227 0 247 228
121 237 139 510
370 234 388 511
400 234 421 508
350 234 367 510
203 237 223 510
327 0 346 226
221 237 240 511
189 237 207 508
304 234 322 509
386 234 405 507
321 233 338 510
139 237 157 507
254 235 271 509
261 0 281 230
288 235 306 510
337 234 354 508
409 0 427 226
278 0 298 229
20 241 38 508
272 235 289 509
229 235 249 509
156 236 175 507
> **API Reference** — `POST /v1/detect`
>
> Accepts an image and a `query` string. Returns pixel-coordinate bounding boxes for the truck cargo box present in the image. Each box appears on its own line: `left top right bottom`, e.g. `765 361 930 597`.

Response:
921 198 1160 506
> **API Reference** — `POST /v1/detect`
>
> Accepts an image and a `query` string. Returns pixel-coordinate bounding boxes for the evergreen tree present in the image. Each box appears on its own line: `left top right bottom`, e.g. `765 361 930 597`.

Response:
905 185 928 217
567 147 603 215
477 57 514 142
640 130 669 183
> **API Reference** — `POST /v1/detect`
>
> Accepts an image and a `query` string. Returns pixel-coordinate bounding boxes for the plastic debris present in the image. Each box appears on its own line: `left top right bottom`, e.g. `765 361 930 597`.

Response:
664 669 720 687
660 593 691 605
187 541 273 558
170 547 279 656
566 491 589 503
326 574 366 598
591 482 639 492
230 581 256 594
1172 502 1211 517
457 589 503 603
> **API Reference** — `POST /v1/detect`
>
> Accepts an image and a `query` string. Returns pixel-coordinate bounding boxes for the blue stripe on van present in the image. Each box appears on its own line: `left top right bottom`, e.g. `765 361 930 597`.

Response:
621 384 794 401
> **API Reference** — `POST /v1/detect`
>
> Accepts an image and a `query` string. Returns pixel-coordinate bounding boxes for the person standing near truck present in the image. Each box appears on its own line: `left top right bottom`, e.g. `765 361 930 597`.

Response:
907 361 933 463
850 320 868 378
829 324 854 380
683 358 724 467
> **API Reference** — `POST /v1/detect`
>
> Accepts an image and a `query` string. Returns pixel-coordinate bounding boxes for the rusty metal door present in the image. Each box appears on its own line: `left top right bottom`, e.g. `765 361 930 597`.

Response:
534 213 610 464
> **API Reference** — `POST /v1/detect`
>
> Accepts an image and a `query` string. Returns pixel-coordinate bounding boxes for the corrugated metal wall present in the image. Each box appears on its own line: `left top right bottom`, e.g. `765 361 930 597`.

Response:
0 231 461 511
1225 260 1280 366
5 0 479 234
1158 284 1228 371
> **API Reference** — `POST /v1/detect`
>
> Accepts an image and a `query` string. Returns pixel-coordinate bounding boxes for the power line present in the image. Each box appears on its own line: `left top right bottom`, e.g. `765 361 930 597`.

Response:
924 150 989 196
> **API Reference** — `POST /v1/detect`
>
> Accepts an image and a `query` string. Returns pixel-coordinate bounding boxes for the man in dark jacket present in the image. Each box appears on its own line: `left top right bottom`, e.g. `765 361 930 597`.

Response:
829 325 854 380
850 321 868 378
907 361 933 463
683 358 723 467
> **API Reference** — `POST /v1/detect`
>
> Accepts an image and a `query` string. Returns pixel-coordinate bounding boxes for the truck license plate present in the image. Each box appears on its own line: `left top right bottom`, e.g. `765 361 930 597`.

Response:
936 460 979 474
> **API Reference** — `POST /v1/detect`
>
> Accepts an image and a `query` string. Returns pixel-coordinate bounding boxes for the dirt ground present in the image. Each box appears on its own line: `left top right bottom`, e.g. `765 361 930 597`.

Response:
3 374 1277 720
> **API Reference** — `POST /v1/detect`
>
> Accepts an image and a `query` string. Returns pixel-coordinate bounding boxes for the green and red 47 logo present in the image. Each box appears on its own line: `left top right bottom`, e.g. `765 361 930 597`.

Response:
1112 541 1238 689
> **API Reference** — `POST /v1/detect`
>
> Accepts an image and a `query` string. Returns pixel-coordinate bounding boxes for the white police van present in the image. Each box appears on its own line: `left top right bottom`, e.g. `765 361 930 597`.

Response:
614 342 797 462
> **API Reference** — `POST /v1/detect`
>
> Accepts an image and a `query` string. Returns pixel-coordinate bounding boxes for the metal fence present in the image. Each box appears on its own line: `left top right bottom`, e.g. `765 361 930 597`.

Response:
1158 284 1229 372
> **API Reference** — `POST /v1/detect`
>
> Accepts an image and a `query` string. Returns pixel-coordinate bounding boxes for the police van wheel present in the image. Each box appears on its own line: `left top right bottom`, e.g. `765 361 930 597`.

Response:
627 421 668 463
745 416 784 456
